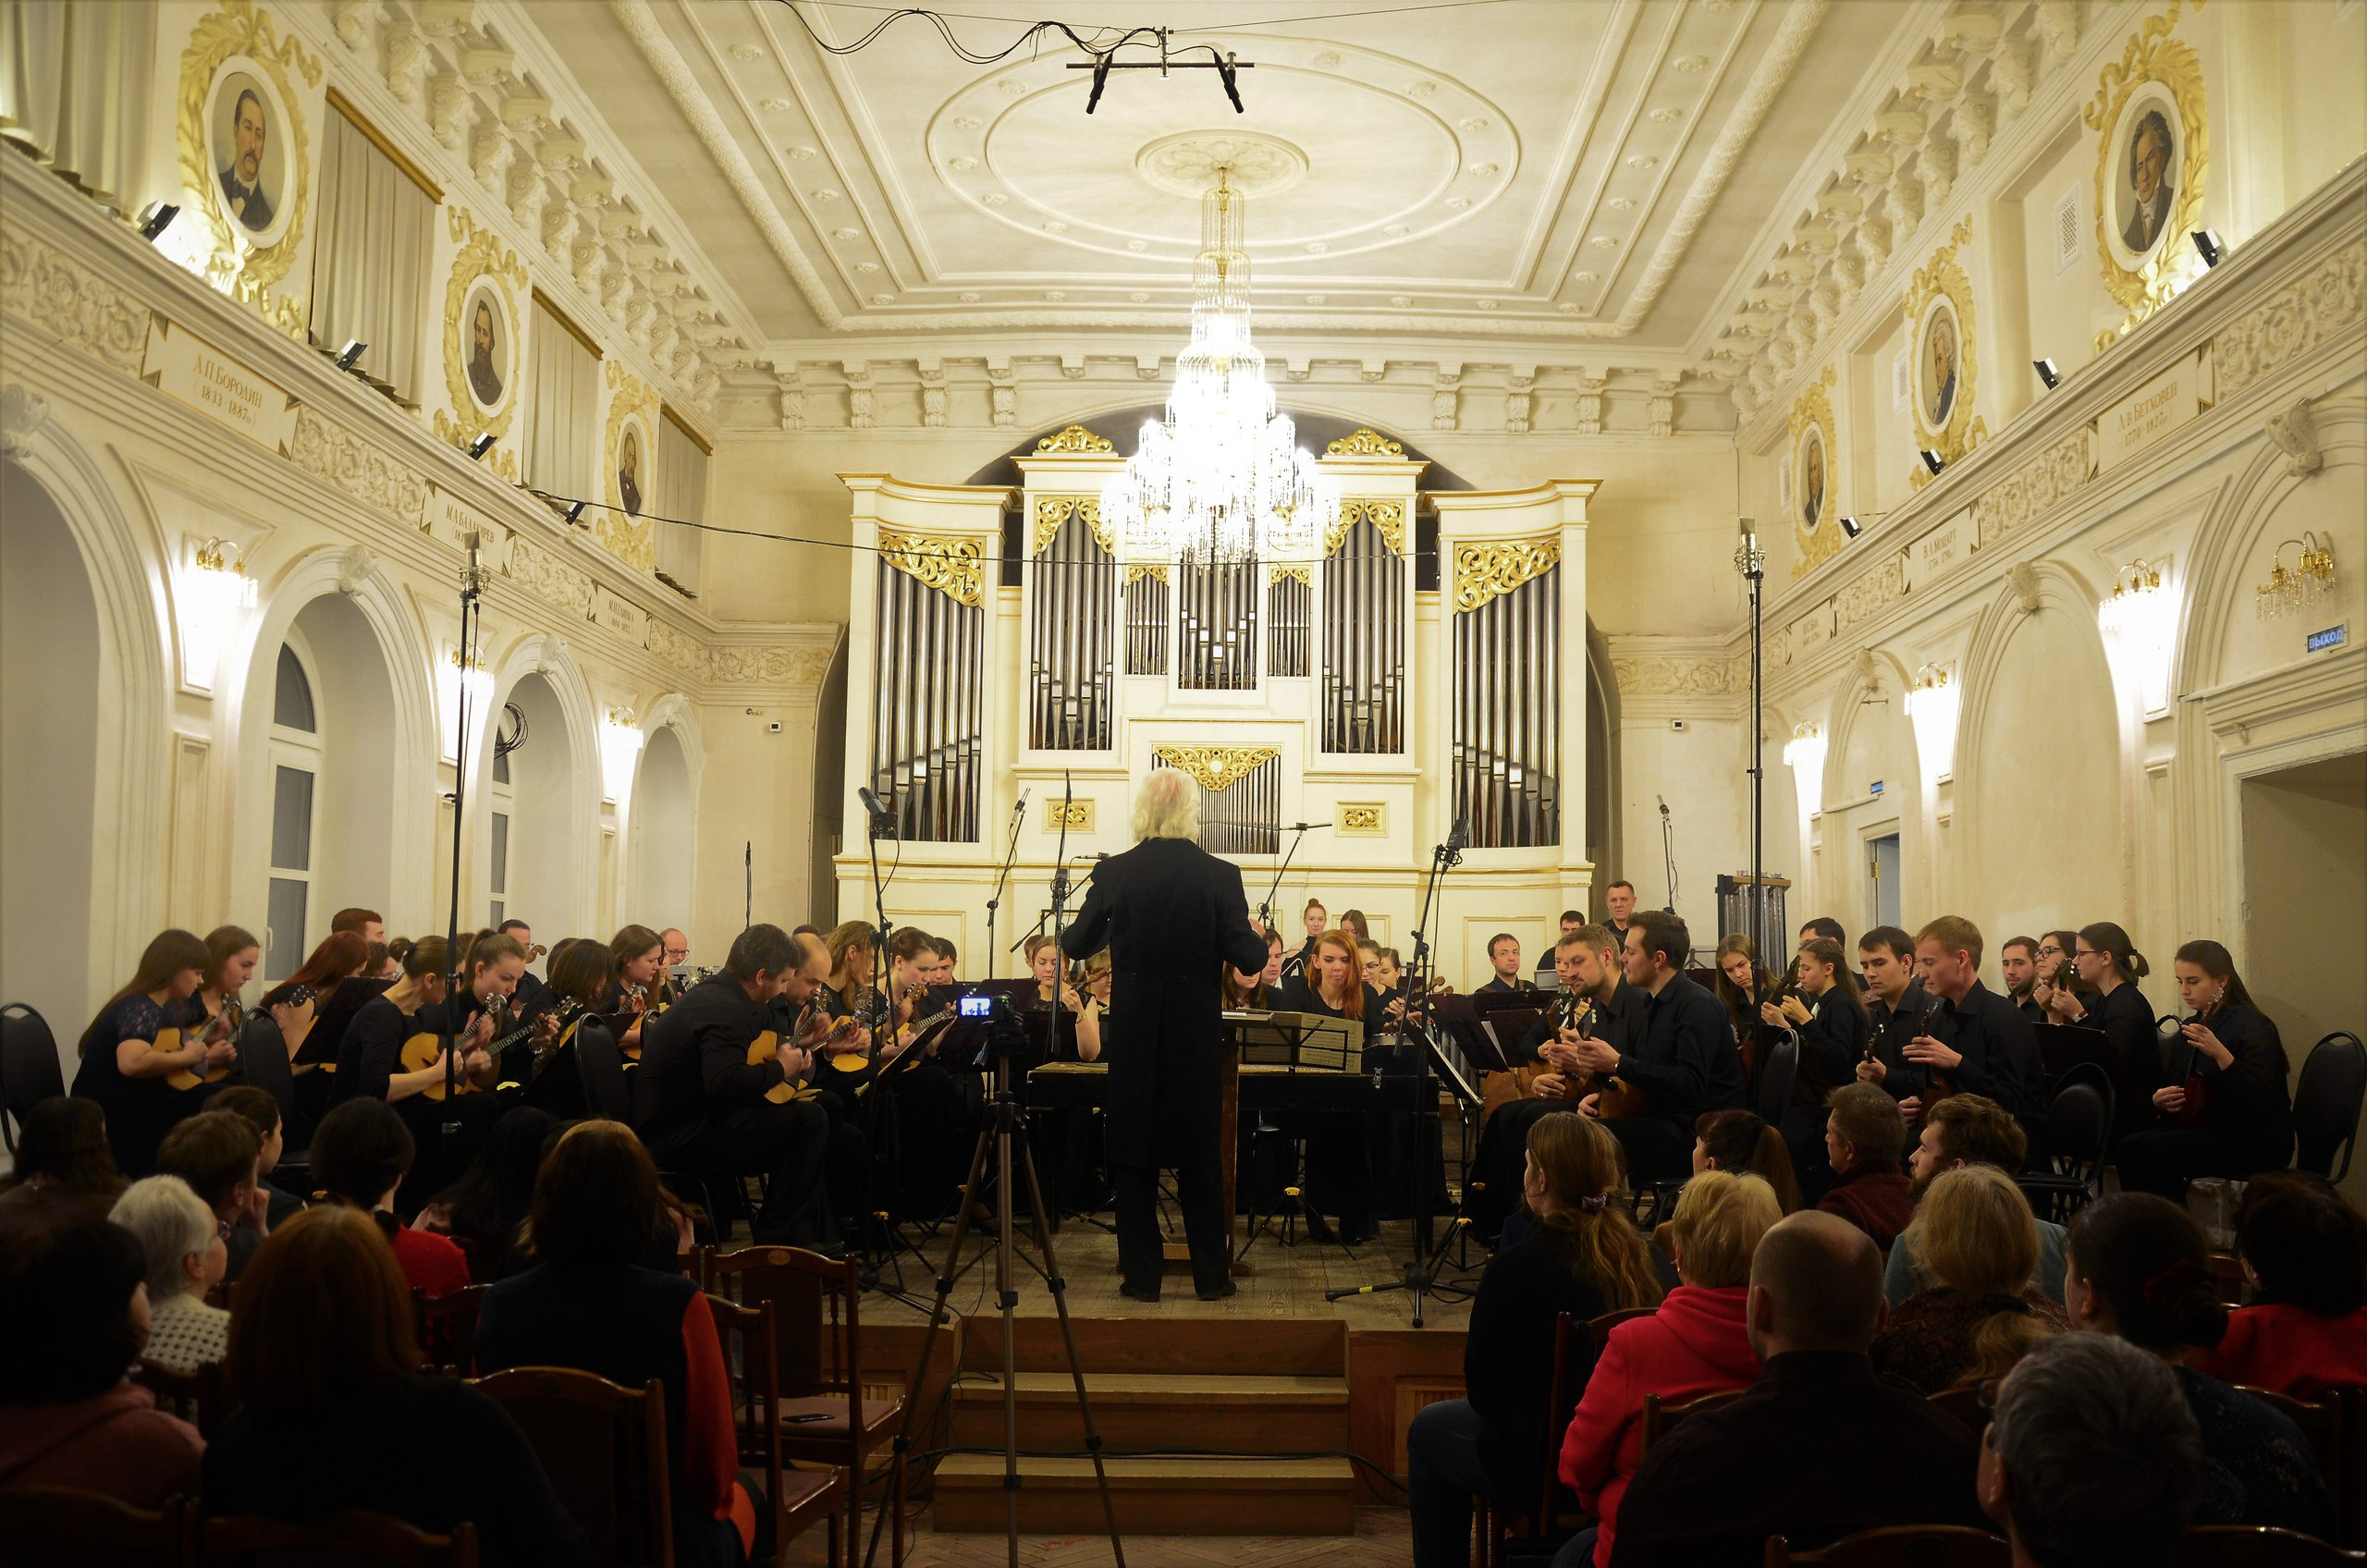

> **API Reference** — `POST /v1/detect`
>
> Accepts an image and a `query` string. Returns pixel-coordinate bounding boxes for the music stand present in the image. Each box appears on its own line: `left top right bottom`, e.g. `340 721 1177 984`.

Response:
1423 997 1497 1107
1230 1010 1355 1072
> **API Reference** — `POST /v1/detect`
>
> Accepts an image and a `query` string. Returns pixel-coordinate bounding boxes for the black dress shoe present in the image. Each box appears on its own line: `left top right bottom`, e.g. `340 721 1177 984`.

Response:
1118 1282 1161 1303
1196 1281 1238 1301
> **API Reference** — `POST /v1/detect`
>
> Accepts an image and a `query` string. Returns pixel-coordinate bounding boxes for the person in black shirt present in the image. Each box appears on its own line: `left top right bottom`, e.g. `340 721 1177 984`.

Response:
1274 927 1392 1247
1763 936 1870 1202
1277 898 1327 988
2115 940 2295 1201
1903 917 2042 1146
1602 880 1638 947
1565 911 1742 1183
69 929 228 1177
1852 925 1934 1106
1467 925 1630 1241
1474 933 1535 996
2054 921 2164 1138
1998 935 2044 1023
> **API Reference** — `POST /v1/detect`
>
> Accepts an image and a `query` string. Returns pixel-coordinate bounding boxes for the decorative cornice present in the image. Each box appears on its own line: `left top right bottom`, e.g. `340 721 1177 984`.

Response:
1034 423 1114 454
1613 655 1743 698
1153 744 1281 792
2214 243 2366 400
1452 536 1561 614
877 529 985 606
1325 428 1404 458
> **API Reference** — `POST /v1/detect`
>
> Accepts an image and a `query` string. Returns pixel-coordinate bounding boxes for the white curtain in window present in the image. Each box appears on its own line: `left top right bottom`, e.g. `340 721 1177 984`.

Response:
0 0 153 207
526 298 598 496
655 414 707 594
310 107 431 402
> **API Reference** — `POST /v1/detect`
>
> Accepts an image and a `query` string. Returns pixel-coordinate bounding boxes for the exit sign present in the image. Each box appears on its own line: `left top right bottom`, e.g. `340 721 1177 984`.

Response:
2308 624 2347 654
1870 778 1886 795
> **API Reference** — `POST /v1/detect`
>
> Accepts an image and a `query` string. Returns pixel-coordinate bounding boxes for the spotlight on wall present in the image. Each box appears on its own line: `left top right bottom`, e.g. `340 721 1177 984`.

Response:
335 339 368 372
467 432 497 460
2191 229 2224 268
1919 448 1946 476
564 500 588 525
135 201 179 241
2034 358 2062 389
1838 515 1863 539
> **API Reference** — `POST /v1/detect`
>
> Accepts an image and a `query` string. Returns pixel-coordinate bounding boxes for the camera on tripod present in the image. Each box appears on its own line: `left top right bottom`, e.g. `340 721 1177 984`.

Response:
957 988 1034 1061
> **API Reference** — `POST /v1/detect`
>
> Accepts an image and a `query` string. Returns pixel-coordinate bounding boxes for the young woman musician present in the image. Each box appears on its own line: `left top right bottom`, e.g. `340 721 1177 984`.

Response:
1278 929 1388 1246
602 925 666 1056
1025 932 1085 1014
71 929 227 1177
1759 936 1870 1199
1073 949 1113 1062
2030 928 2096 1017
339 934 528 1207
525 940 617 1118
190 926 259 1037
2113 941 2295 1202
1712 935 1778 1048
2056 921 2164 1131
264 930 377 1125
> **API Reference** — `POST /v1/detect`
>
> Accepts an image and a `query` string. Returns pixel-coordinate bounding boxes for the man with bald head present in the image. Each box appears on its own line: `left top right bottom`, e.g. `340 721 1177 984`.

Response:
1605 1212 1987 1565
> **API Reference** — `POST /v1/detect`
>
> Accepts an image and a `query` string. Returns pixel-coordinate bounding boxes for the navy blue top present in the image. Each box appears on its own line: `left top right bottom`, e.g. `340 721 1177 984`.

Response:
69 993 176 1111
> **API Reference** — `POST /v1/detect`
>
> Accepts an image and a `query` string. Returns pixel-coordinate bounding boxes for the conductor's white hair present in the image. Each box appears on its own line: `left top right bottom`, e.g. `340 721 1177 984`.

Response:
1132 768 1202 841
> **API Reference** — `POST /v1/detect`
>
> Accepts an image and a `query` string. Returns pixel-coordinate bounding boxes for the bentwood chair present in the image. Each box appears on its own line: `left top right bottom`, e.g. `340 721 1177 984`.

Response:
0 1485 184 1568
471 1366 671 1568
0 1001 63 1154
705 1292 847 1566
1639 1388 1746 1453
2294 1033 2366 1183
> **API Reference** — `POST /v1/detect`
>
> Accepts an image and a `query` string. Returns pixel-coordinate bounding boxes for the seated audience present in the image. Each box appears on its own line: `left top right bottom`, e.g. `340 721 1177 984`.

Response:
1886 1095 2067 1306
2065 1193 2332 1535
2116 940 2295 1201
0 1096 124 1219
0 1211 205 1503
306 1096 471 1297
1557 1170 1778 1567
2191 1172 2367 1396
107 1174 229 1373
201 1207 584 1566
417 1107 558 1281
1980 1331 2205 1568
476 1121 755 1568
1814 1084 1913 1250
1689 1109 1801 1214
209 1085 304 1226
1870 1166 2062 1395
1406 1113 1664 1568
154 1109 264 1280
1608 1211 1989 1566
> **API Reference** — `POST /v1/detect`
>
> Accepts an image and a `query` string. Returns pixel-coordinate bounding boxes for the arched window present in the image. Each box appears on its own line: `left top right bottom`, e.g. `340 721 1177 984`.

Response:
265 637 323 978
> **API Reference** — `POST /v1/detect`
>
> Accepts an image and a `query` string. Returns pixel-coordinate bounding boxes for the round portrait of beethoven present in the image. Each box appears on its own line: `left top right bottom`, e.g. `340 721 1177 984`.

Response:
2105 81 2185 270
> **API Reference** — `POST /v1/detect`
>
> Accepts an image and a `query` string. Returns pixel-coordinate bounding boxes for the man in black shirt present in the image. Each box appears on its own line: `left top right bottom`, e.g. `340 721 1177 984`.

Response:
1603 880 1637 945
1533 909 1583 989
1568 910 1742 1182
1853 925 1934 1108
1467 925 1630 1240
1999 935 2044 1023
1905 916 2044 1146
1473 933 1533 995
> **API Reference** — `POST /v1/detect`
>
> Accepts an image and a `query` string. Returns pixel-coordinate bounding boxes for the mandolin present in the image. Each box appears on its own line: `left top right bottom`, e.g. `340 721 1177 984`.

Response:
2163 1014 2213 1130
1910 1000 1954 1121
1565 990 1652 1121
399 999 581 1101
153 1000 242 1092
834 980 935 1075
745 1023 827 1105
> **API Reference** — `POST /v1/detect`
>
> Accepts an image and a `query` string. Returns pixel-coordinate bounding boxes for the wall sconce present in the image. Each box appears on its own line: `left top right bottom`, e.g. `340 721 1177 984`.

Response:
2097 558 2164 636
2255 533 2337 620
439 643 493 763
178 536 257 691
2034 358 2061 389
1905 663 1960 780
1782 722 1826 771
2098 557 2177 715
599 705 645 803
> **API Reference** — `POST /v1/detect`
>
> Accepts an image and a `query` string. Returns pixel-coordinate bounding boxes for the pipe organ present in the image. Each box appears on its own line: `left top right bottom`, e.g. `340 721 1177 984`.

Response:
838 441 1598 980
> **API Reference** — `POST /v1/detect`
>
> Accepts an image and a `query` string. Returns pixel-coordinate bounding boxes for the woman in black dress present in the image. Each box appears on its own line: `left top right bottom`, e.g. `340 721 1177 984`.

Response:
1762 936 1870 1201
2116 940 2295 1201
1277 928 1388 1245
2055 921 2163 1135
70 929 227 1177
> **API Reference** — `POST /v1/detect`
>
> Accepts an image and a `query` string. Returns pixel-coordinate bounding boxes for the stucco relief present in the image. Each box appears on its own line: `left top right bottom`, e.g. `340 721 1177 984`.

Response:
1834 549 1907 636
644 617 709 680
288 405 430 530
711 644 833 687
2213 242 2366 399
505 533 595 620
1973 428 2097 546
0 229 153 376
1613 657 1742 697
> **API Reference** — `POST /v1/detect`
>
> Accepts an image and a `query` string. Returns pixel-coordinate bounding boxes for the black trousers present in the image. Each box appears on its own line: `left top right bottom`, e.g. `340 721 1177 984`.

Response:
1111 1160 1228 1296
656 1100 840 1248
1600 1114 1695 1184
2114 1125 2293 1202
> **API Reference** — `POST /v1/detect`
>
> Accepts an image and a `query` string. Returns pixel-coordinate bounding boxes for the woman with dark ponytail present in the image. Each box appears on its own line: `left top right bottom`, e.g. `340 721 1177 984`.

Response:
2115 940 2294 1201
2065 1194 2331 1535
2053 921 2163 1133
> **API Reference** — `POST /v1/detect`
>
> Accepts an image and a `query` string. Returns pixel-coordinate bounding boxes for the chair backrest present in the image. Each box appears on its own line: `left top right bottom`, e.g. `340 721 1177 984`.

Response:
411 1285 487 1378
235 1012 297 1126
2042 1063 2115 1170
2234 1387 2343 1500
575 1020 633 1123
1587 1305 1655 1348
2294 1034 2367 1183
129 1356 226 1437
0 1485 184 1568
1640 1387 1745 1453
1767 1524 2013 1566
193 1508 480 1568
706 1243 864 1406
707 1292 781 1482
470 1366 671 1568
1537 1311 1582 1527
1757 1032 1799 1124
1 1002 65 1154
2170 1525 2367 1567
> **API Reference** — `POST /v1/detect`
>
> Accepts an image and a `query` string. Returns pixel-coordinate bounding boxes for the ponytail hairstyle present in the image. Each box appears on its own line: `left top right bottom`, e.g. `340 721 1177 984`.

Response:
202 925 261 991
547 939 619 1008
1798 937 1867 1014
464 931 526 977
886 926 937 973
2172 939 2255 1017
82 928 211 1054
1526 1112 1666 1311
258 930 372 1011
399 935 451 981
2079 922 2150 983
1694 1109 1802 1213
2067 1193 2228 1352
385 936 415 972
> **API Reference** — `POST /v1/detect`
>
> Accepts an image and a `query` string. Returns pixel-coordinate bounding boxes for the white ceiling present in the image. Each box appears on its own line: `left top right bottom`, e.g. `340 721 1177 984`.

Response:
522 0 1923 358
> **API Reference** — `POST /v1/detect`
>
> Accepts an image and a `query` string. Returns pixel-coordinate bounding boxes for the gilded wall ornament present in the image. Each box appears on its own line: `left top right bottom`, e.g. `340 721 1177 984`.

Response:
877 529 986 607
1788 365 1840 578
1324 427 1405 458
1124 562 1171 586
1152 744 1281 792
433 207 527 476
1046 800 1094 830
1269 564 1312 586
1452 536 1561 614
2085 2 2209 337
1904 215 1987 489
1325 497 1408 557
1336 802 1385 835
1030 494 1114 555
176 1 319 313
600 358 660 571
1035 423 1114 454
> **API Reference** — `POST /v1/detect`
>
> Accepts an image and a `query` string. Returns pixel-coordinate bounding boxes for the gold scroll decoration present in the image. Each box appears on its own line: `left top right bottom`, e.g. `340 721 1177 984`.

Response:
1125 562 1171 586
1036 424 1115 454
1031 495 1115 556
176 0 321 327
433 207 526 481
1269 564 1312 586
1452 536 1561 615
600 359 661 570
1326 427 1405 458
1153 744 1281 793
1903 215 1988 492
2084 2 2209 341
877 529 985 607
1045 800 1093 831
1337 803 1385 835
1789 365 1840 580
1325 497 1409 557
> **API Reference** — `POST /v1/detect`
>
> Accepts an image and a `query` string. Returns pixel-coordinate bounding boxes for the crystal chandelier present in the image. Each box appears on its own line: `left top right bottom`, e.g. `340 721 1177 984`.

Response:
1101 169 1338 566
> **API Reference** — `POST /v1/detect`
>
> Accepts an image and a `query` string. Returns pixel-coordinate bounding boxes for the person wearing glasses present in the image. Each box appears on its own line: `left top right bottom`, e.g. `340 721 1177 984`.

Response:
108 1175 232 1373
2049 923 2165 1137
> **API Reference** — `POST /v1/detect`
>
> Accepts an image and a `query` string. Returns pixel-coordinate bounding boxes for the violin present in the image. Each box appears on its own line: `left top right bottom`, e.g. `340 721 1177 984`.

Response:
153 998 242 1092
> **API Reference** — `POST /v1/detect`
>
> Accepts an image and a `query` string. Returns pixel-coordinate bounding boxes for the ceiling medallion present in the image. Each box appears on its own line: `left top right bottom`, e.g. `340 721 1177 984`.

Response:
1135 131 1308 200
786 145 816 160
1672 55 1709 73
728 43 762 62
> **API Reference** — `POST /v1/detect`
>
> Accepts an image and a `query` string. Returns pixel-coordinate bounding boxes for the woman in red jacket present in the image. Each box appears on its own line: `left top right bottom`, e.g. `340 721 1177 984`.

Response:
2191 1171 2367 1398
1556 1170 1780 1566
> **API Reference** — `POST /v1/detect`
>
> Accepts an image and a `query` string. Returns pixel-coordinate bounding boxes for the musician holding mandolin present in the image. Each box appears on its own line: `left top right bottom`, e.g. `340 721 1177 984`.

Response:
2115 939 2296 1202
71 928 235 1176
1564 911 1742 1183
600 924 668 1056
1897 917 2044 1151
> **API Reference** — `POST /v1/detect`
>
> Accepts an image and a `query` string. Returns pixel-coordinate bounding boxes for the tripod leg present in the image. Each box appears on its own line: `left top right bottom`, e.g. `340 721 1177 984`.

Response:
996 1117 1020 1567
1015 1117 1127 1568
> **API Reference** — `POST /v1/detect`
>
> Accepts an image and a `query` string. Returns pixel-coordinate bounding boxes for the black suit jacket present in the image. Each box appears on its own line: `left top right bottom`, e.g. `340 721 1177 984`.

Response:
1612 972 1744 1131
1062 837 1268 1166
632 974 786 1153
1931 980 2044 1135
219 167 274 230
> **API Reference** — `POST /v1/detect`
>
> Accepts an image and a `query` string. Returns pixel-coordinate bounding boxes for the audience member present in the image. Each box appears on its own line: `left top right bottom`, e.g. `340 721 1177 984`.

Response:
0 1096 124 1219
306 1096 471 1297
476 1121 755 1568
154 1109 264 1280
417 1107 558 1281
1607 1211 1988 1566
1406 1113 1664 1568
1557 1170 1776 1567
1814 1084 1913 1249
1689 1109 1800 1214
0 1211 204 1503
1886 1094 2068 1306
1980 1331 2204 1568
200 1206 584 1565
208 1085 304 1225
107 1174 230 1373
2065 1193 2332 1535
2191 1172 2367 1396
1870 1166 2061 1395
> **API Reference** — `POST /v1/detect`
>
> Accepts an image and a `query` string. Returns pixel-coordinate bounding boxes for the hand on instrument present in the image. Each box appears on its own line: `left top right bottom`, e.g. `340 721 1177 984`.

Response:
533 1012 559 1046
1856 1055 1888 1084
462 1047 494 1079
2181 1022 2233 1070
621 1016 644 1050
2153 1084 2188 1114
272 996 315 1048
1059 986 1083 1012
796 1010 835 1050
2030 981 2057 1013
877 1031 911 1067
202 1036 239 1071
1897 1096 1923 1121
1778 995 1813 1026
411 1047 450 1084
839 1024 874 1060
1759 1001 1788 1027
1530 1072 1570 1100
1576 1092 1603 1121
777 1046 811 1080
2044 987 2085 1022
1572 1039 1622 1076
1904 1035 1961 1072
467 1011 497 1052
1539 1041 1583 1072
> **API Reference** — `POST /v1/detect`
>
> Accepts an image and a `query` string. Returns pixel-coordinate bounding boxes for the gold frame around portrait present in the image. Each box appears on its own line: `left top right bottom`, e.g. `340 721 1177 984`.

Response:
2086 2 2210 340
1904 216 1987 491
433 208 526 482
176 1 318 327
602 359 661 571
1789 366 1839 578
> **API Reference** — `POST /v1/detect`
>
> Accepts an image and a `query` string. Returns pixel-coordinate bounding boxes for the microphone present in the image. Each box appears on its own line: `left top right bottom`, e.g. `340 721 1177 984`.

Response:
856 786 893 825
1447 815 1471 851
1279 820 1328 832
1658 794 1671 818
1014 788 1030 815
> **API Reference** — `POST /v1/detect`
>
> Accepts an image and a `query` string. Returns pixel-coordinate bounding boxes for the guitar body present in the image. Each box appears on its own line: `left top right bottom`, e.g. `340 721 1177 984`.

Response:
1581 1071 1653 1122
745 1030 815 1105
153 1026 236 1093
400 1031 484 1100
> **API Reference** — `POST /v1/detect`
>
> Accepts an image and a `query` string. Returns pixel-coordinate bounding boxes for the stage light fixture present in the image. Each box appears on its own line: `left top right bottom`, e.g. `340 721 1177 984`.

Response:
467 433 497 459
2034 358 2061 389
565 500 588 524
1919 448 1945 475
2191 229 2224 267
335 339 368 372
136 202 179 241
1839 516 1863 539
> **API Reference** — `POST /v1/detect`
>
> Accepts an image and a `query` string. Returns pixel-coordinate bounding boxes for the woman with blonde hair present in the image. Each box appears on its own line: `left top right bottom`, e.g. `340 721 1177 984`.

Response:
1870 1165 2063 1393
1559 1170 1777 1566
1405 1113 1664 1568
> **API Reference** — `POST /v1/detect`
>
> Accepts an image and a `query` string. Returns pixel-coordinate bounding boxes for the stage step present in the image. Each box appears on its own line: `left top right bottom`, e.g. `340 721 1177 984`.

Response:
963 1314 1348 1378
947 1371 1350 1452
929 1454 1359 1536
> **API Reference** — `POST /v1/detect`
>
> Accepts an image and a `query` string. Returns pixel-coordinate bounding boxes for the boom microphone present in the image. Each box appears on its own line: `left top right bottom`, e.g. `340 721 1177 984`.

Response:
856 786 893 825
1448 815 1471 851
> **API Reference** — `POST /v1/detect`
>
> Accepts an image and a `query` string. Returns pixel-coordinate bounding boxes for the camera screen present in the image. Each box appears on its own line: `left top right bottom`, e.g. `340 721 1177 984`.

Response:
958 994 994 1019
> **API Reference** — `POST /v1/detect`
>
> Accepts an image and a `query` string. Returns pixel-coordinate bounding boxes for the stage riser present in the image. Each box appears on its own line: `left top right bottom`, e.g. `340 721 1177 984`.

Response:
947 1378 1349 1453
958 1315 1348 1377
930 1458 1359 1537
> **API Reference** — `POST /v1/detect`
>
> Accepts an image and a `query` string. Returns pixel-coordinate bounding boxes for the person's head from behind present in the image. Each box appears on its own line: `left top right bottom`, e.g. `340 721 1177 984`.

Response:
1916 1165 2039 1299
724 923 804 1005
1133 769 1201 841
1667 1170 1782 1290
1822 1083 1905 1178
109 1175 225 1306
1691 1109 1802 1214
1747 1210 1885 1360
547 937 618 1008
2065 1194 2227 1353
1912 1093 2027 1198
1798 916 1846 950
1 1096 122 1201
308 1096 415 1213
435 1107 558 1242
0 1213 150 1403
2234 1172 2365 1318
523 1121 672 1268
227 1205 419 1415
1981 1331 2201 1568
1525 1112 1662 1308
155 1109 262 1221
210 1085 285 1176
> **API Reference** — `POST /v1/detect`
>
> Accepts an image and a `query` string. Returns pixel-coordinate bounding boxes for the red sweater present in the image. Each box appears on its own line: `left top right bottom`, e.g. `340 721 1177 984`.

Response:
389 1220 472 1297
1817 1164 1916 1252
1557 1284 1759 1566
0 1383 204 1506
2191 1303 2367 1399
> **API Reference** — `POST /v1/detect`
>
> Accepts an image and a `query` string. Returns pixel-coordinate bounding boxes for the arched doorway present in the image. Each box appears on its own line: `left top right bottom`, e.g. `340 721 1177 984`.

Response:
482 668 593 937
630 724 696 933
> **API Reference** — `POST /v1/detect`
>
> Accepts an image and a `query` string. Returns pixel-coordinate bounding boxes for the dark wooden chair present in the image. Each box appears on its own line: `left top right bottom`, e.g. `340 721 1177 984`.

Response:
1640 1388 1745 1453
0 1001 63 1156
1587 1305 1656 1348
2332 1385 2367 1549
2234 1387 2348 1544
0 1486 183 1568
472 1366 672 1568
1763 1524 2011 1565
705 1244 906 1568
192 1509 480 1567
411 1283 487 1377
706 1292 847 1566
129 1357 226 1437
2172 1526 2367 1566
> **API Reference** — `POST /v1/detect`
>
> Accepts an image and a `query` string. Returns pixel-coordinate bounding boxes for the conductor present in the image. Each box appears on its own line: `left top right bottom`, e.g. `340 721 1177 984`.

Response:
1062 770 1269 1302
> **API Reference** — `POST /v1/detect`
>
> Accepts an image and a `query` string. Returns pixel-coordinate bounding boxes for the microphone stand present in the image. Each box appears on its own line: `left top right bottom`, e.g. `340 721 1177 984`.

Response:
987 794 1028 981
1735 518 1768 963
1255 820 1324 938
1659 798 1679 916
439 531 488 1135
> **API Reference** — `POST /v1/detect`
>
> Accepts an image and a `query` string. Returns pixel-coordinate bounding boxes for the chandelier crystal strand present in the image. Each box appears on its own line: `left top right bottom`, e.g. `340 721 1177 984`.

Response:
1104 168 1339 568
